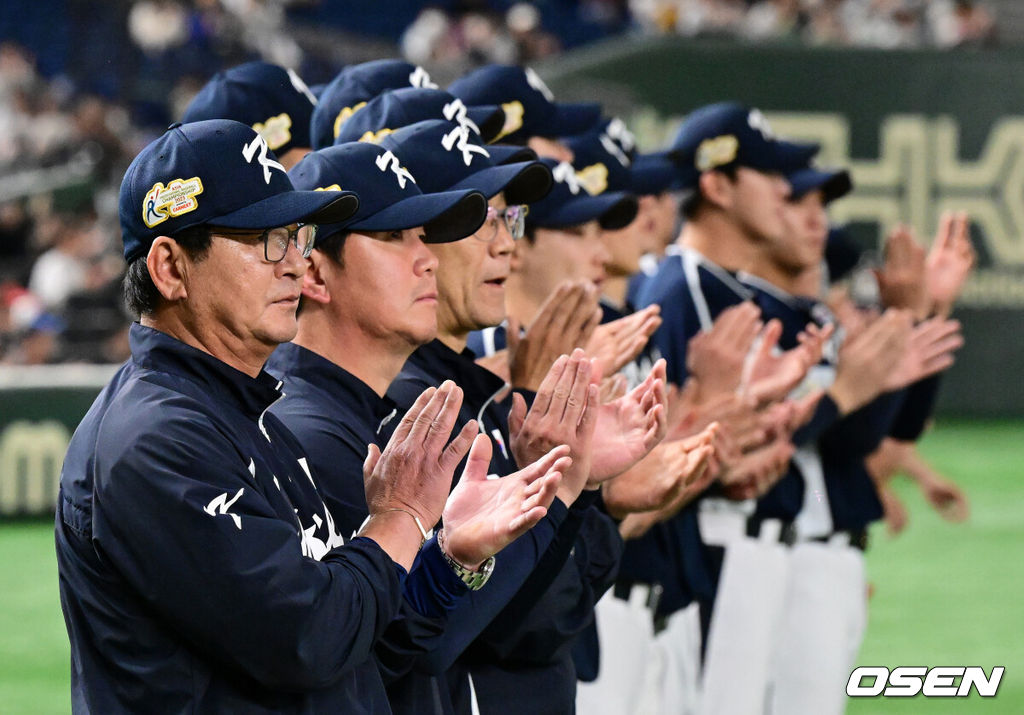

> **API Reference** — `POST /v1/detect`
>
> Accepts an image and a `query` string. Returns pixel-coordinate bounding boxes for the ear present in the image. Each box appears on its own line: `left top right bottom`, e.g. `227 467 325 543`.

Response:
146 236 190 302
301 250 332 305
698 170 734 211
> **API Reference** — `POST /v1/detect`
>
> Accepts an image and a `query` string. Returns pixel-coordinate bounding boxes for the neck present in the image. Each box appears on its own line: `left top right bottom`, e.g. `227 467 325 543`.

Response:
141 312 271 379
293 308 413 397
602 274 629 309
436 324 468 355
743 254 802 295
678 214 760 272
504 273 547 327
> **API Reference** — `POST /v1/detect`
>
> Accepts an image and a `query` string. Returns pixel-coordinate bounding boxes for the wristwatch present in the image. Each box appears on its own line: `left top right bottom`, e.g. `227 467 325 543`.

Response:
438 529 495 590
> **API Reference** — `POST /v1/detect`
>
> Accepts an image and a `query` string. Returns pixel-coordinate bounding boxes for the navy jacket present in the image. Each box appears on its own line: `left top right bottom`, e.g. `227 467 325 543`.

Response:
390 339 623 715
56 324 403 714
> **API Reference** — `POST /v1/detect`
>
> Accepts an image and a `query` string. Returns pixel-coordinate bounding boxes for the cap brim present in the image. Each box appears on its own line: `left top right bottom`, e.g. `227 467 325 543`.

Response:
448 161 553 205
788 167 852 204
630 153 679 196
750 140 819 174
349 189 488 243
529 191 638 231
467 105 507 144
542 102 602 138
487 144 538 165
212 190 360 230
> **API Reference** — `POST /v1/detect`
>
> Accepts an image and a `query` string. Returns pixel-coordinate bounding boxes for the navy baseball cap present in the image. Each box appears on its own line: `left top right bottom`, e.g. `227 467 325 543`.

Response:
119 120 359 262
668 102 818 189
181 62 318 155
310 59 438 150
288 142 487 243
526 159 637 231
377 119 553 206
566 119 678 196
787 166 852 204
334 87 506 145
448 65 601 143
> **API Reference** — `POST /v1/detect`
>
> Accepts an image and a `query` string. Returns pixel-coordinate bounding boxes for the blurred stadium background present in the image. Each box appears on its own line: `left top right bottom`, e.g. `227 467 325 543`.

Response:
0 0 1021 712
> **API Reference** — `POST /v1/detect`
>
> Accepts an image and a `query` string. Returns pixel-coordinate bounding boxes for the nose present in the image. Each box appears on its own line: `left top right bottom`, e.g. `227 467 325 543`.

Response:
491 215 515 256
277 234 307 279
413 233 439 274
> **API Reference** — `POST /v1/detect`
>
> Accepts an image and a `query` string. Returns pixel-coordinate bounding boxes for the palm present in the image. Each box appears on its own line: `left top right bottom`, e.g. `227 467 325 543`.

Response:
590 398 656 480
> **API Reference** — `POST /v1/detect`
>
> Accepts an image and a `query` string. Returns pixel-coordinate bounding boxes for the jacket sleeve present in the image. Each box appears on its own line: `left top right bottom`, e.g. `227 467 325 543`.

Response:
818 390 907 460
92 406 403 692
887 375 942 442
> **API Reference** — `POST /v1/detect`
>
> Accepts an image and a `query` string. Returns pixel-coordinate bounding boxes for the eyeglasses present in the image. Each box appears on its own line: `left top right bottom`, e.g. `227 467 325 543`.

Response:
473 204 529 243
212 224 317 262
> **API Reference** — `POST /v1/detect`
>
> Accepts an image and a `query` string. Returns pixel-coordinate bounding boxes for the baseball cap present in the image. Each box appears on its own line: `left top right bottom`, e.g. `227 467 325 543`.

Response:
118 120 359 262
667 102 818 188
181 62 318 155
448 65 601 143
526 158 638 231
334 87 506 145
288 142 488 243
566 118 678 196
310 59 439 150
377 119 553 206
787 166 852 204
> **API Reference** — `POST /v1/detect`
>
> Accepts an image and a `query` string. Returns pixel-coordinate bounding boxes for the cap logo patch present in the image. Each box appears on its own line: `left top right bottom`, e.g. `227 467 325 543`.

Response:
375 150 416 189
552 161 583 195
497 101 524 140
359 128 394 144
253 113 292 151
242 134 286 184
409 66 439 90
441 124 490 167
577 163 609 195
525 68 554 102
286 68 318 106
142 177 204 228
599 133 631 168
605 118 636 153
315 184 342 192
334 101 367 138
695 135 739 172
747 109 774 140
442 99 481 137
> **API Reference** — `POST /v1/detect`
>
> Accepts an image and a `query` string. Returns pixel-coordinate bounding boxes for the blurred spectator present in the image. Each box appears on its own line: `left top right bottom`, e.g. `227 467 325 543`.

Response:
27 213 106 310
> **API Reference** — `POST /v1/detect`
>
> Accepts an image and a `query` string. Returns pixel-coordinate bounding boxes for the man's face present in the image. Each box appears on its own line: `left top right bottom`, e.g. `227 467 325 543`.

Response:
724 167 791 245
514 219 610 296
185 225 310 350
646 192 679 251
431 194 516 336
600 196 665 277
772 188 829 275
324 227 439 348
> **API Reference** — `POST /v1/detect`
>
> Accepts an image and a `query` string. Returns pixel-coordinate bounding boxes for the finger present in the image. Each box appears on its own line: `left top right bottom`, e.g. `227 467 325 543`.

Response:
422 383 466 451
533 354 569 417
561 351 593 425
439 418 480 475
519 447 572 483
407 382 453 443
363 443 382 479
388 386 437 445
577 382 600 441
455 431 492 483
508 392 528 437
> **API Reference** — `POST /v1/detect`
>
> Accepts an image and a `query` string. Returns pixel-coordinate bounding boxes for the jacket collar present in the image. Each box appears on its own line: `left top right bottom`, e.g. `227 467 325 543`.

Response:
129 322 282 416
408 338 506 406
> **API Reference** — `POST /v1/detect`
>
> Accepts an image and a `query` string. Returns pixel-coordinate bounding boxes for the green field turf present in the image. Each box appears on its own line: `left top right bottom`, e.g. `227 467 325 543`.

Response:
0 419 1020 714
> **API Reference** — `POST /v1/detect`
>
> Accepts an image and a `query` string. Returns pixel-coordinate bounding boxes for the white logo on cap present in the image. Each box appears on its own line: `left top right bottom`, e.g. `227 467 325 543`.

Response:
287 68 318 106
443 99 481 137
441 124 490 167
242 134 286 184
375 150 416 189
409 66 439 90
605 118 636 153
748 109 775 140
525 68 555 102
599 133 631 169
552 161 583 195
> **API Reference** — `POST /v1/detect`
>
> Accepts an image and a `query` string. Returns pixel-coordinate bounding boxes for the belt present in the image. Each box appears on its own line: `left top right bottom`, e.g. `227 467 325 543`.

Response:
698 509 796 547
613 580 664 615
746 516 797 546
811 529 869 552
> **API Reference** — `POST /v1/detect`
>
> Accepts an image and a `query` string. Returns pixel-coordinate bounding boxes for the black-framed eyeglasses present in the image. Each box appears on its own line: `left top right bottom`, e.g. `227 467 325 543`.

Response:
473 205 529 243
212 224 317 262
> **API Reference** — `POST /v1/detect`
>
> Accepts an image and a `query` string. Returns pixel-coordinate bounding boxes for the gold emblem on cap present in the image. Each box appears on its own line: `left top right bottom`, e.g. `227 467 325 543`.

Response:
359 128 395 144
695 135 739 172
334 101 368 138
315 184 342 192
495 101 525 141
253 113 292 151
576 163 609 196
142 177 204 228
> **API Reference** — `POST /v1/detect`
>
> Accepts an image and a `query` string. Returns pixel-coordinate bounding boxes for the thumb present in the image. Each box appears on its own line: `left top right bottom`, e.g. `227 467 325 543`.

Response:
460 433 493 483
363 443 382 480
508 391 527 436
